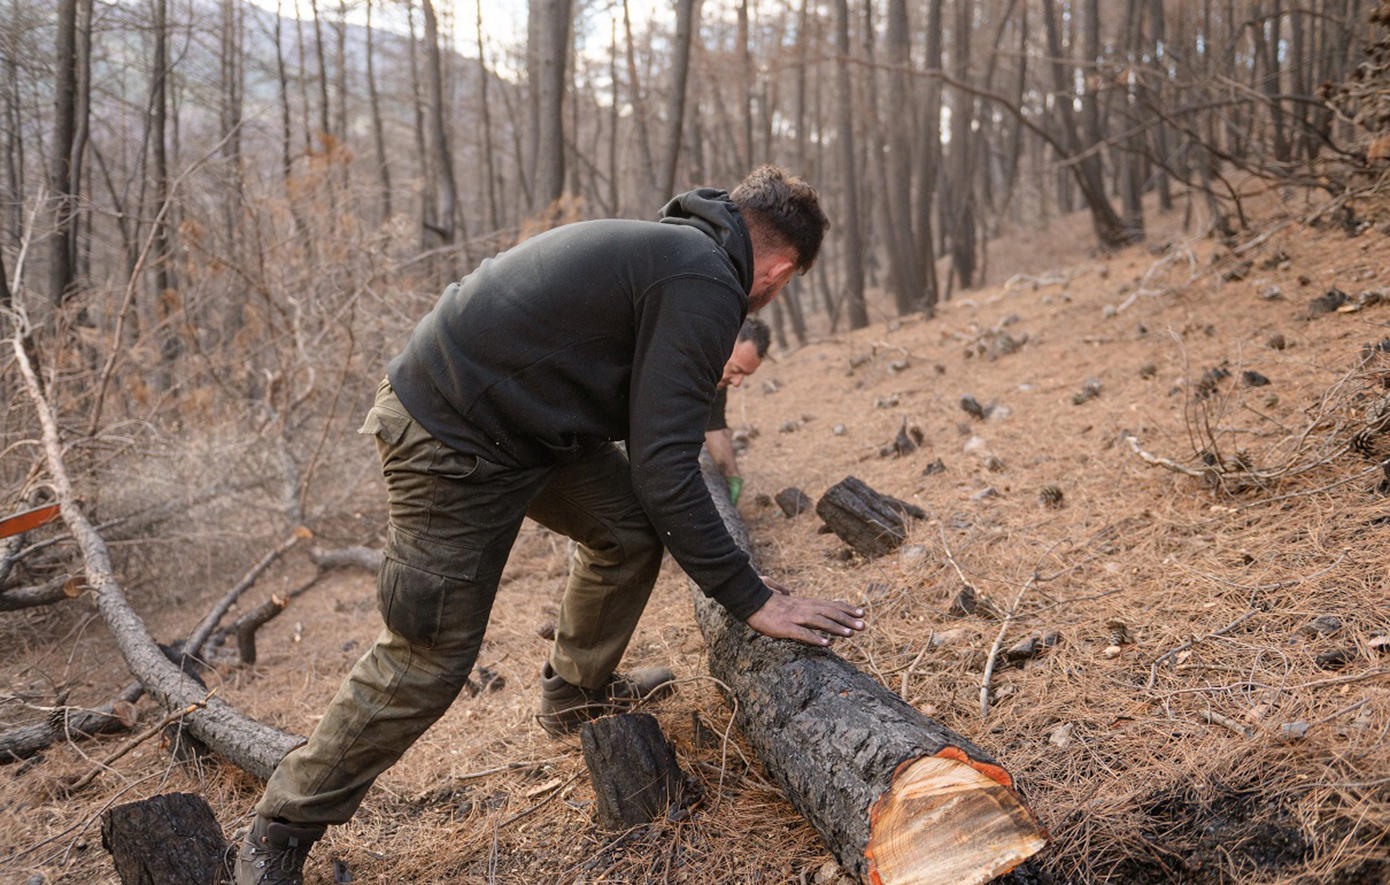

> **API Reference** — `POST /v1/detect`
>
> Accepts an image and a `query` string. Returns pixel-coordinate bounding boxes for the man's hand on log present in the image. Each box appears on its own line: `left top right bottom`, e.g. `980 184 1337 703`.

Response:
746 577 866 646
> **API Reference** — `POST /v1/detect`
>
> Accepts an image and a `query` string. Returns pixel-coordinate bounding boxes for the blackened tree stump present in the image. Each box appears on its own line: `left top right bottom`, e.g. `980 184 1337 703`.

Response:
692 457 1046 884
816 476 927 557
580 712 691 829
100 792 228 884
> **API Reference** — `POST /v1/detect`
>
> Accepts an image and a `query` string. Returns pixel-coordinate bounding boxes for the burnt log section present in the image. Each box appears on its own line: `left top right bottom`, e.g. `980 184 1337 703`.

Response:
100 792 228 884
691 457 1046 884
816 476 926 557
581 712 692 830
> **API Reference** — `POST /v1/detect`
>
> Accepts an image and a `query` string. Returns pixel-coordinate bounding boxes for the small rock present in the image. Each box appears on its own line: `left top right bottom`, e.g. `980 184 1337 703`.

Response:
1005 635 1040 663
774 487 813 518
833 423 846 436
985 456 1006 473
1316 648 1356 670
815 859 842 884
1307 288 1349 318
875 394 901 409
1280 721 1311 741
1242 370 1271 387
778 419 800 433
1299 615 1343 637
949 585 978 617
761 379 780 394
921 458 947 476
929 627 972 648
1048 722 1075 748
1267 332 1287 350
898 544 928 566
1102 304 1118 319
1138 362 1158 379
1260 285 1284 300
1072 378 1103 405
971 486 1000 500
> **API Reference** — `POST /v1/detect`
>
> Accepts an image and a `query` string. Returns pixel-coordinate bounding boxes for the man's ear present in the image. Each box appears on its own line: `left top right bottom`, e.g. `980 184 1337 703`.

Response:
765 251 797 283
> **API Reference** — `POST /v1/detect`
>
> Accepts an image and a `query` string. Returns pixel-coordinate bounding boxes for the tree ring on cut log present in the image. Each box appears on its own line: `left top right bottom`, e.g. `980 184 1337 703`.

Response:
864 752 1048 885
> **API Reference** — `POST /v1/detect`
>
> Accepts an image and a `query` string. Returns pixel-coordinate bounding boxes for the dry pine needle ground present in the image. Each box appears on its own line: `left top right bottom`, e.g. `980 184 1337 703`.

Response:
2 194 1388 884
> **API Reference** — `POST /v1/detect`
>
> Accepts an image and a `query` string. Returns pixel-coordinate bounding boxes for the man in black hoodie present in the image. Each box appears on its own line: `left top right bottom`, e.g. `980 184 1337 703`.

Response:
236 166 865 884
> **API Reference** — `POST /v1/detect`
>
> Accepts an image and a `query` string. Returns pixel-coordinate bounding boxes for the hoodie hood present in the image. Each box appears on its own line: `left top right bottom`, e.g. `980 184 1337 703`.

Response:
656 188 754 294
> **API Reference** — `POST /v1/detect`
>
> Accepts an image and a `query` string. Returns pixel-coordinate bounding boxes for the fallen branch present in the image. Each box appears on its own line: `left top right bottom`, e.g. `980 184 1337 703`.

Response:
64 696 211 792
12 328 301 779
0 575 84 612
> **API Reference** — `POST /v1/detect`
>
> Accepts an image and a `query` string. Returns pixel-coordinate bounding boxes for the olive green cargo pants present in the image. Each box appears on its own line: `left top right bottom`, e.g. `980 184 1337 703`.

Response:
257 379 664 825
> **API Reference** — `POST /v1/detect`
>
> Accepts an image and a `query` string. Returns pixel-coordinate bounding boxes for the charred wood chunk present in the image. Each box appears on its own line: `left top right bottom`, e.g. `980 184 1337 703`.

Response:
101 792 228 885
775 487 813 518
580 713 691 830
815 477 926 558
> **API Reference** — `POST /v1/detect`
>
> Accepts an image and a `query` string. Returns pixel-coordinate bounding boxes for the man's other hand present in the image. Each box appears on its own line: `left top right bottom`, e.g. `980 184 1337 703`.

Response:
745 583 866 646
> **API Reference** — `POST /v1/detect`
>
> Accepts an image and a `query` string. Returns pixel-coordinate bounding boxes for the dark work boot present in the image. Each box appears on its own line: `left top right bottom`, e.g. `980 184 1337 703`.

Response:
537 662 675 736
234 815 325 885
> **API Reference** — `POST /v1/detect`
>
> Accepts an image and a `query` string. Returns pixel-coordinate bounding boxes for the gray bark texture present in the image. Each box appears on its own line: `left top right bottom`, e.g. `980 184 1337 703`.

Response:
689 456 1029 880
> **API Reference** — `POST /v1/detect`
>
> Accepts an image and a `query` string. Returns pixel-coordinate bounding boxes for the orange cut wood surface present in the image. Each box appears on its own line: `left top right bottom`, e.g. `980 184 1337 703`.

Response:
865 753 1048 885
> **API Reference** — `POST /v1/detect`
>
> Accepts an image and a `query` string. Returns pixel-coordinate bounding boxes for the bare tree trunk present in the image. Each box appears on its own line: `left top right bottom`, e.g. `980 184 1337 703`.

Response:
659 0 699 196
3 0 23 248
945 0 977 289
885 0 925 315
308 0 331 140
622 0 659 195
366 0 393 225
915 0 943 305
50 0 79 306
533 0 573 208
152 0 180 380
736 0 753 172
833 0 867 329
275 0 294 185
476 0 499 230
421 0 460 248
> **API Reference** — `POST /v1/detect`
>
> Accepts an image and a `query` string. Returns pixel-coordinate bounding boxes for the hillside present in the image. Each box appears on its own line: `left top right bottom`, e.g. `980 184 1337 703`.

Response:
2 197 1388 884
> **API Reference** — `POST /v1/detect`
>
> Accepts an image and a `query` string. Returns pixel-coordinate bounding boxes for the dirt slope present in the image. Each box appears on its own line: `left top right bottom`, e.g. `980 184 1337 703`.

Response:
2 200 1388 884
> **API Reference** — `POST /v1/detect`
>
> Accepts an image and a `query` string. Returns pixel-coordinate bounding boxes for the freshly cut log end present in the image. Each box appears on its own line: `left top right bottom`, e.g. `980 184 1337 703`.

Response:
865 753 1048 885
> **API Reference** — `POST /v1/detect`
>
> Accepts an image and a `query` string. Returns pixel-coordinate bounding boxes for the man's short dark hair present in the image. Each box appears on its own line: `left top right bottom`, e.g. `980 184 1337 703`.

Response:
737 317 772 358
731 165 829 274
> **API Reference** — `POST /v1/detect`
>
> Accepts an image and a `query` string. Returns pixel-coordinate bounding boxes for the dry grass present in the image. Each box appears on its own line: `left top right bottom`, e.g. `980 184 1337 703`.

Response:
2 190 1389 884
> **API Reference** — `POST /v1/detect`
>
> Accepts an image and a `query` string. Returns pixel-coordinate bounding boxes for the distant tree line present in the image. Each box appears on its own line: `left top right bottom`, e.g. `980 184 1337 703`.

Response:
0 1 1385 569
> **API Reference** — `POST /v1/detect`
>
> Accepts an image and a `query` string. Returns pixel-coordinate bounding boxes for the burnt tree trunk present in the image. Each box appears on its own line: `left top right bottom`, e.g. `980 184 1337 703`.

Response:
816 476 926 557
100 792 228 884
691 456 1046 884
580 712 691 830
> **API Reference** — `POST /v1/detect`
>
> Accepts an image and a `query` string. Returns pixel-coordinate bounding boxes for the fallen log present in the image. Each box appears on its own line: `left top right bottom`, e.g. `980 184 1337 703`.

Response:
692 457 1046 885
0 575 84 612
100 792 228 884
816 476 927 557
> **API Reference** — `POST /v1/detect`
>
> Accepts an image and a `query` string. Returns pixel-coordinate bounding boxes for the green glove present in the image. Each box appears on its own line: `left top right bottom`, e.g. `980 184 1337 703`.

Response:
727 475 744 505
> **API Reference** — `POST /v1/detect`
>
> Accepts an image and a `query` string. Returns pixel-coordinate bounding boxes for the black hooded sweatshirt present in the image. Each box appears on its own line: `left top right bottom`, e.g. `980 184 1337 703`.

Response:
387 189 772 620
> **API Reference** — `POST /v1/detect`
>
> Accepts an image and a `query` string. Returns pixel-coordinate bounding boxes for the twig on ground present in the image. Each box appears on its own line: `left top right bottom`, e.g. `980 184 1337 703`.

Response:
1146 611 1257 690
63 694 212 792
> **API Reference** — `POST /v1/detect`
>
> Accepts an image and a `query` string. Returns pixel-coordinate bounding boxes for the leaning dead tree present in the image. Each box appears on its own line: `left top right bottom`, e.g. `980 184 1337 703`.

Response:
12 333 302 780
690 458 1046 884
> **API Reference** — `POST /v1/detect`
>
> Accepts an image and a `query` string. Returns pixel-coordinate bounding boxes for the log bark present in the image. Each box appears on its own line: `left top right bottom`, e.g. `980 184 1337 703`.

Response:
692 457 1046 884
580 712 691 830
815 476 927 557
100 792 228 884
